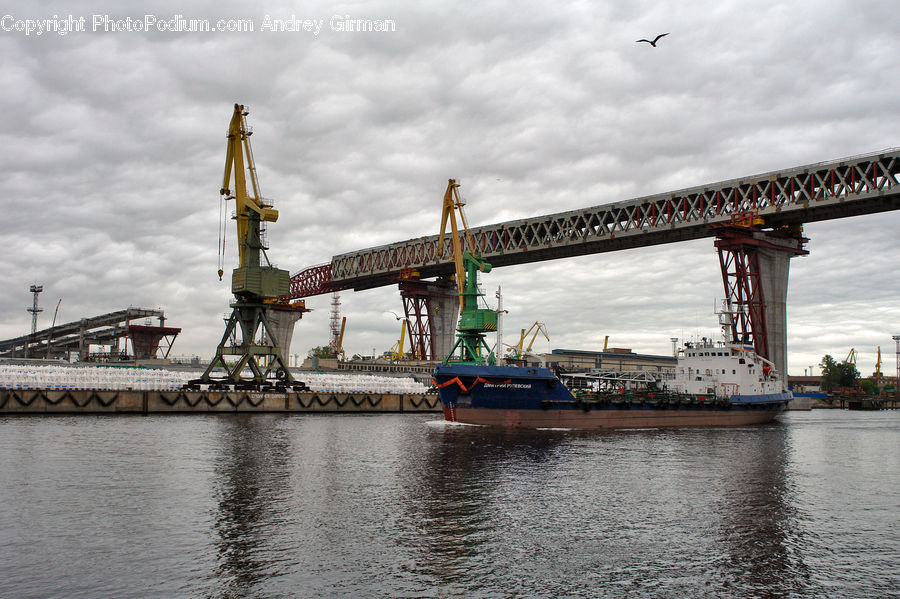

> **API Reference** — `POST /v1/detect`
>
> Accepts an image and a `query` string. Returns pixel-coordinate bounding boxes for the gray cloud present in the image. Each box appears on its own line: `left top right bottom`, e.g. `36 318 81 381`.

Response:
1 0 898 375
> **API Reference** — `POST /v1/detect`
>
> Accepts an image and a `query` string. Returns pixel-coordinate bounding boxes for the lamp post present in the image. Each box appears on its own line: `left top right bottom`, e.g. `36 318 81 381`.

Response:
25 284 43 358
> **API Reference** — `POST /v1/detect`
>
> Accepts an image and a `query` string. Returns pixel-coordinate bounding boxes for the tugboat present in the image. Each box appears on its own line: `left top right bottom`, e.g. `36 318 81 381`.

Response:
430 182 790 429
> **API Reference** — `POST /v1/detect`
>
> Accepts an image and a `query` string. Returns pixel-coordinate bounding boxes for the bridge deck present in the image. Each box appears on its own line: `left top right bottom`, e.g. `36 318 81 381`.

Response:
289 148 900 298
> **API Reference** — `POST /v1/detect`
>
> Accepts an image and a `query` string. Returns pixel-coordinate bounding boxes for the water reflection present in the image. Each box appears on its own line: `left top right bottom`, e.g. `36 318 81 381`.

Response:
207 414 292 599
0 412 896 598
397 424 569 589
395 421 814 597
708 423 811 596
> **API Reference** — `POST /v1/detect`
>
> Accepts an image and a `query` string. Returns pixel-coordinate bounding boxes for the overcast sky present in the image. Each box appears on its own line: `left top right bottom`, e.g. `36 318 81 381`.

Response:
2 0 898 376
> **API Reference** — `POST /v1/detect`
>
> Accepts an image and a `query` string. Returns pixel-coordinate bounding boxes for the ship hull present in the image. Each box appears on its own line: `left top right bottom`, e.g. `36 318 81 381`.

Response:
445 405 783 429
434 364 788 430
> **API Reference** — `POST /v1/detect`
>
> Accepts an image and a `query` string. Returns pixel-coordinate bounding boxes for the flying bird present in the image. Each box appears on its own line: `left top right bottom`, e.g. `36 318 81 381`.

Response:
636 33 669 47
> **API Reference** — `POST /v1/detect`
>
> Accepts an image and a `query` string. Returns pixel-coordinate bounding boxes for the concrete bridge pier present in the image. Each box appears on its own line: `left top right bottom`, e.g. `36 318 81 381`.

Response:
265 304 307 357
716 227 807 379
758 244 793 381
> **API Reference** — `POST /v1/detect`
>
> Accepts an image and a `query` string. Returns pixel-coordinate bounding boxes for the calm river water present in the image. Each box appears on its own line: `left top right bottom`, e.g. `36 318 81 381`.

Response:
0 410 898 598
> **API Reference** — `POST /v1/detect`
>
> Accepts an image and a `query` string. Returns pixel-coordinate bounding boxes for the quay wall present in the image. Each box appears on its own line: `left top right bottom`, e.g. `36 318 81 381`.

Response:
0 388 442 415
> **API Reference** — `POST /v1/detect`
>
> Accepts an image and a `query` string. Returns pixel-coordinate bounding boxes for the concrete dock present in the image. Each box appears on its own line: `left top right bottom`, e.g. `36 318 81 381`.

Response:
0 388 442 415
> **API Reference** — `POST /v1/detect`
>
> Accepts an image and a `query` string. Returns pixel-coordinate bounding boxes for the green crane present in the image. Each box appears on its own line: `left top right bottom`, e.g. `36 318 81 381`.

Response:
438 179 497 366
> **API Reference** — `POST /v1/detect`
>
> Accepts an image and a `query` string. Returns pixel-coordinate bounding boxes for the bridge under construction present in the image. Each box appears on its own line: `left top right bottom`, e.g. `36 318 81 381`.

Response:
0 308 180 362
287 148 900 377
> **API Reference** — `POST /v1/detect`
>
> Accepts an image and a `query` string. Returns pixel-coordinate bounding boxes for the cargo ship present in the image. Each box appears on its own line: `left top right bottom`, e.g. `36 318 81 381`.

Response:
433 331 792 429
430 261 791 428
431 179 789 429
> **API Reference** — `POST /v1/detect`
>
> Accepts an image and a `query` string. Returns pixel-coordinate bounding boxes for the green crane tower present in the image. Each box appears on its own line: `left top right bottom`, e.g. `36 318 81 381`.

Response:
437 179 497 366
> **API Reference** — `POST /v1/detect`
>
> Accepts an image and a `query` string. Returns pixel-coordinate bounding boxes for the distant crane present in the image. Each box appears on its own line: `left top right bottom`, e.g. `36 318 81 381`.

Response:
844 348 858 366
873 346 883 378
328 293 345 359
322 316 347 360
385 320 407 361
508 322 550 360
46 298 62 359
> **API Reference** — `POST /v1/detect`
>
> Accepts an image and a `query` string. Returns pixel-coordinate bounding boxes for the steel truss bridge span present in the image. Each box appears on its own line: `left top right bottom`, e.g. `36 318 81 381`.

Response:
288 148 900 298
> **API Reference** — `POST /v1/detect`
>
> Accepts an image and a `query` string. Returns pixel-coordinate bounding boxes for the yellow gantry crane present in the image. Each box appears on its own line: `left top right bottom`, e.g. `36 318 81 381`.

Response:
193 104 296 390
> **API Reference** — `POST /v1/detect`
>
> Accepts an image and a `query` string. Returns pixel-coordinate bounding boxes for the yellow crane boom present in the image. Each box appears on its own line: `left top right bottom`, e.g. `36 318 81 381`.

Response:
437 179 478 305
335 316 347 358
219 103 281 284
508 322 550 358
525 322 550 351
874 346 883 377
385 320 407 361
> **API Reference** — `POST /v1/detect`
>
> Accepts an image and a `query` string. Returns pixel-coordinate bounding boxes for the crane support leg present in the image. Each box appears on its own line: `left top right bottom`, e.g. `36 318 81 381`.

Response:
195 300 298 389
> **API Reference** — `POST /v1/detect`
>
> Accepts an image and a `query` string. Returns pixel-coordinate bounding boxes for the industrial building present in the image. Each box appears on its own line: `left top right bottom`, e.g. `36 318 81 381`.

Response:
538 348 676 375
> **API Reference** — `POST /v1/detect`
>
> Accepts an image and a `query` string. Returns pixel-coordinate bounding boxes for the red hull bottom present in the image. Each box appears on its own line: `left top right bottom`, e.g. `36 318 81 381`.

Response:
448 407 781 429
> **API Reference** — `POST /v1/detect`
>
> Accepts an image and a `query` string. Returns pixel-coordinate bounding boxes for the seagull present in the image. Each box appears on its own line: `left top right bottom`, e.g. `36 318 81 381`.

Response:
636 33 669 47
385 310 402 320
